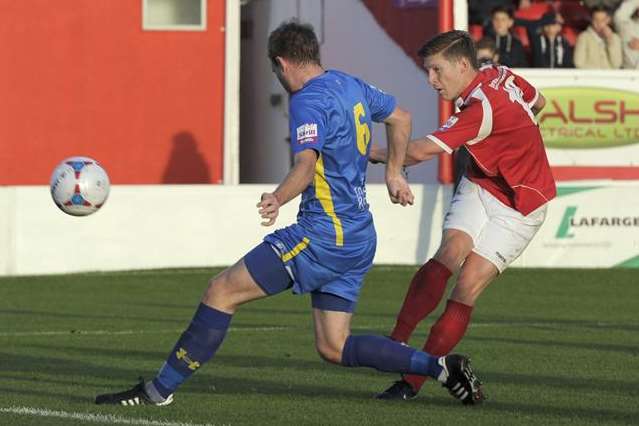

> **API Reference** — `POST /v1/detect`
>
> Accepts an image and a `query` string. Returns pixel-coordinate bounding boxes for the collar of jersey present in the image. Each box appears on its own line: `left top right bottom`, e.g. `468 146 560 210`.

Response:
455 71 484 109
301 69 330 90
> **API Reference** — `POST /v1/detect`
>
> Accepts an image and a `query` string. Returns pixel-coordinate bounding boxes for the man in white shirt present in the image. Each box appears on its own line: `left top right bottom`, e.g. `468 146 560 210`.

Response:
574 6 623 69
614 0 639 68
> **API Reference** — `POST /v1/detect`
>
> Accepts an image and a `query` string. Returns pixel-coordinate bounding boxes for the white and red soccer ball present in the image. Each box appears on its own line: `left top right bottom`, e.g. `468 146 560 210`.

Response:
50 156 110 216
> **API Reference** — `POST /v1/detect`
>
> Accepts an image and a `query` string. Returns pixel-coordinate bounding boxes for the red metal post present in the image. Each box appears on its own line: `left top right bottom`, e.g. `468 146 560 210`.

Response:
437 0 455 184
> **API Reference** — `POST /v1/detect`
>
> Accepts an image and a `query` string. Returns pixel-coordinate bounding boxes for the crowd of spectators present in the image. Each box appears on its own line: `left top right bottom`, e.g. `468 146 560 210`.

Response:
468 0 639 69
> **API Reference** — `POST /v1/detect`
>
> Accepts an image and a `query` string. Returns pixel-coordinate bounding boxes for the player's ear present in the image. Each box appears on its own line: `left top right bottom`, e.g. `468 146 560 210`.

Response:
459 57 471 72
274 56 286 72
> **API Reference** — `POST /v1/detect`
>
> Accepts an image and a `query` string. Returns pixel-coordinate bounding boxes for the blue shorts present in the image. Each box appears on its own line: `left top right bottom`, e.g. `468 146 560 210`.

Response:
262 223 376 303
244 242 364 313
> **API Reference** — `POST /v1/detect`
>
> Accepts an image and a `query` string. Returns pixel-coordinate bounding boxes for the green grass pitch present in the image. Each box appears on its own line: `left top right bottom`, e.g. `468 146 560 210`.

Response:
1 267 638 425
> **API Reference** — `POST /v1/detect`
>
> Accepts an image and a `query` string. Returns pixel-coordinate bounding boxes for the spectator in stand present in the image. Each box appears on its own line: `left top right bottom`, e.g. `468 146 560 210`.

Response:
583 0 623 11
476 37 501 66
574 6 623 68
518 11 574 68
468 0 516 27
614 0 639 68
485 6 529 67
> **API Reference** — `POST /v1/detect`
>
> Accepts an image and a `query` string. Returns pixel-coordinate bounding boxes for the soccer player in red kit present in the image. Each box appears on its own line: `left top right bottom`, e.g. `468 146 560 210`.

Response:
370 30 556 400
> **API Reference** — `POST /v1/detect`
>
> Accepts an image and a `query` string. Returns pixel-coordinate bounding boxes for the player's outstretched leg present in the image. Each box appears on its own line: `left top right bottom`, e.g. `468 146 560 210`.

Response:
96 243 291 406
390 259 452 343
339 335 483 405
377 299 473 400
95 301 233 406
314 307 482 405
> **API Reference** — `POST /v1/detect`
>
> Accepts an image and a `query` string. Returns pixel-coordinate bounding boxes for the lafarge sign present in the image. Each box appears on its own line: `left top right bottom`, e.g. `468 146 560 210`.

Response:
539 87 639 149
512 184 639 268
556 206 639 239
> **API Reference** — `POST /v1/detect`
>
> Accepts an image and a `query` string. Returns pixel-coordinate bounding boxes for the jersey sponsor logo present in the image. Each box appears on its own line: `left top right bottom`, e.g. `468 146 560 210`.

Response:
438 115 459 131
354 185 368 210
296 123 319 144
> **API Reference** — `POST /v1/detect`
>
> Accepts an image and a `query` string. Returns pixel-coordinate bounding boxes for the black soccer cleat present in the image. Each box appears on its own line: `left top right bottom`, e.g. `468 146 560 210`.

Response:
375 379 417 401
440 354 485 405
95 378 173 406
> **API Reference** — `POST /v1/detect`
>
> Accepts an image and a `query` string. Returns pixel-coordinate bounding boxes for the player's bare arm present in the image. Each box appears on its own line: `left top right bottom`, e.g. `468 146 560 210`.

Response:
531 93 546 116
404 137 444 165
369 137 443 167
382 106 414 206
257 149 318 226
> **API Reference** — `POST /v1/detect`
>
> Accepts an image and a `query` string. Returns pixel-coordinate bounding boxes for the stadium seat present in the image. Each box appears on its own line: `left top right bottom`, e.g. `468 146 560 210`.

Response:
561 25 578 46
514 2 552 20
514 25 530 49
469 24 484 41
558 1 590 32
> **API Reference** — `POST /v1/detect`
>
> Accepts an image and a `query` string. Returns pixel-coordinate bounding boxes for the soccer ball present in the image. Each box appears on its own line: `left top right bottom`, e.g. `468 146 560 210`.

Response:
50 156 110 216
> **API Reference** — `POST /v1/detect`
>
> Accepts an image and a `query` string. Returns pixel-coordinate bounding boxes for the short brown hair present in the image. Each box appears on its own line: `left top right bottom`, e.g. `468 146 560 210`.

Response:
268 20 320 66
476 37 497 54
418 30 478 69
590 5 611 17
491 5 514 19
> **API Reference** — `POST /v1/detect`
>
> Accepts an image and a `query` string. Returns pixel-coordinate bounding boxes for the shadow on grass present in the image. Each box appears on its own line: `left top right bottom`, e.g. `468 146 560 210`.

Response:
17 342 379 380
2 349 638 424
0 308 188 325
4 340 637 397
0 385 88 404
474 399 639 425
0 351 379 402
474 315 639 333
465 335 639 356
483 370 637 395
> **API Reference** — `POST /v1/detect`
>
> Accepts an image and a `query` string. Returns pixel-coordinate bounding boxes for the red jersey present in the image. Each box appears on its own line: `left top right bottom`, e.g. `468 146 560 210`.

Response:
427 65 556 216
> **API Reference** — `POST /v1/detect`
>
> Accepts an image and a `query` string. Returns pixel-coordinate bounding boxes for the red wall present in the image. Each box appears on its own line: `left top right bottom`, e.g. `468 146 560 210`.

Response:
0 0 225 184
362 1 438 70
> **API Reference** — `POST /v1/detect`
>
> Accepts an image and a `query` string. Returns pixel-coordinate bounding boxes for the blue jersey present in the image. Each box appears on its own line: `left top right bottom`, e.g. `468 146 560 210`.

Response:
288 69 396 247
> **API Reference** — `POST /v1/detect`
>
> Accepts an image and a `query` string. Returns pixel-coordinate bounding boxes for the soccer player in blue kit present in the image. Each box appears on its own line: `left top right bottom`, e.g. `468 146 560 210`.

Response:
95 21 483 407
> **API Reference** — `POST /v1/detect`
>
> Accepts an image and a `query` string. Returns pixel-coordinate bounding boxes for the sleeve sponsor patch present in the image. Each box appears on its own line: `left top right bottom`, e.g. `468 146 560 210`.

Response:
296 123 319 144
438 115 459 131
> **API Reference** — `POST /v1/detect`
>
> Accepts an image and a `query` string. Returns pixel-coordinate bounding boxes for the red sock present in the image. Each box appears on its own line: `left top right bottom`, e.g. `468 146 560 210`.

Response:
390 259 452 343
404 299 473 392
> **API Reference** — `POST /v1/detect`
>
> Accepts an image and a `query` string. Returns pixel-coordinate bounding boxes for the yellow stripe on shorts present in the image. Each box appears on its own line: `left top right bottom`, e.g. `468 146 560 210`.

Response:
281 237 310 262
314 155 344 246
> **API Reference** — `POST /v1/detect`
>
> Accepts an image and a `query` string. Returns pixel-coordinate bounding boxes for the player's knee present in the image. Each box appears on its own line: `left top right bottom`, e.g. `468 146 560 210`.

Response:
435 236 473 272
202 271 237 310
315 339 344 365
450 287 479 306
452 275 486 305
435 244 465 271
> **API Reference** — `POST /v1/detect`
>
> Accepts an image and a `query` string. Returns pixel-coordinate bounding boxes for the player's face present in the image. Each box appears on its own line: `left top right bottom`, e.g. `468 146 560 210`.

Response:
423 53 466 101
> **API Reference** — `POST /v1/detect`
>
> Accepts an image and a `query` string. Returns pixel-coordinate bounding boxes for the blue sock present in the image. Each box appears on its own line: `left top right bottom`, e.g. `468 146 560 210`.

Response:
151 303 232 398
341 335 443 379
409 350 444 380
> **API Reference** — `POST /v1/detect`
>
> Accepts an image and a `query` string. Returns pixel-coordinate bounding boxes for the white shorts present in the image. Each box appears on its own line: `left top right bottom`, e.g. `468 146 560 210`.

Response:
443 177 547 273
